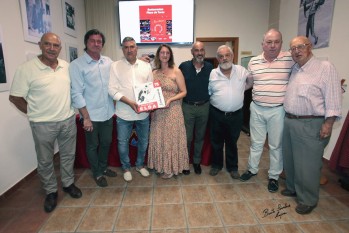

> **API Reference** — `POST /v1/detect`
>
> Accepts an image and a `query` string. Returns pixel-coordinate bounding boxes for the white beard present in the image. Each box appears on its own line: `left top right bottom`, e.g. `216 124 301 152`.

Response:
219 61 232 70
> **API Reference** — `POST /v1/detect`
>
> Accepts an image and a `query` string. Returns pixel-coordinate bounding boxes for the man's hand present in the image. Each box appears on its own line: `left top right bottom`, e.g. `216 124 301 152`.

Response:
320 116 336 139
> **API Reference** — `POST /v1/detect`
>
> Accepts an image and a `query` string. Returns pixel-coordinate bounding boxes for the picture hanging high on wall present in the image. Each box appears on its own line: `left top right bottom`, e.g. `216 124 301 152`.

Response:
19 0 52 44
65 43 78 62
62 0 77 37
0 25 9 92
298 0 335 49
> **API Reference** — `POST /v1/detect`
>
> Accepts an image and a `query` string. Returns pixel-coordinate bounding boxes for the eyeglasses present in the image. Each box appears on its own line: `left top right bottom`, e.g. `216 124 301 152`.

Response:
289 44 310 53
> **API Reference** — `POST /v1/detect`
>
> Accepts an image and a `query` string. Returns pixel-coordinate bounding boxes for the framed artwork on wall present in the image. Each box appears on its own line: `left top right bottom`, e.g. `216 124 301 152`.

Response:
298 0 335 49
65 43 78 62
19 0 52 44
0 25 9 92
62 0 77 37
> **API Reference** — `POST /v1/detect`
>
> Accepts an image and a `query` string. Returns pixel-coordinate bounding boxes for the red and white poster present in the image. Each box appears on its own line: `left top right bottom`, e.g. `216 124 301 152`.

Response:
139 5 172 43
134 80 166 112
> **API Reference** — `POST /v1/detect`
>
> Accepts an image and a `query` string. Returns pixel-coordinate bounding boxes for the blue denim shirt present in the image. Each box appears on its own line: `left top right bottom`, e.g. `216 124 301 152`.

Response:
70 52 114 121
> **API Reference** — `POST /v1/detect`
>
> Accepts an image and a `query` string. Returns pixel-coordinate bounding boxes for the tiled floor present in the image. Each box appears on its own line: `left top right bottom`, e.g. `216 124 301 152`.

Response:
1 133 349 233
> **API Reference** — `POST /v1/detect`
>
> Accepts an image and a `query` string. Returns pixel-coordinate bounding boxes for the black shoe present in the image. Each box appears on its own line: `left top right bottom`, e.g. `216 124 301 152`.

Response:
239 171 256 181
230 171 240 179
209 168 220 176
103 169 117 177
95 176 108 187
193 163 202 174
183 170 190 175
281 189 297 197
63 183 82 198
44 192 58 213
268 179 279 193
295 203 316 215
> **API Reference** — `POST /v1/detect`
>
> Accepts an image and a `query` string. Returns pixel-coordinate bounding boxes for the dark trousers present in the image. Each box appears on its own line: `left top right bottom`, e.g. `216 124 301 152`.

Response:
85 118 113 178
209 105 243 172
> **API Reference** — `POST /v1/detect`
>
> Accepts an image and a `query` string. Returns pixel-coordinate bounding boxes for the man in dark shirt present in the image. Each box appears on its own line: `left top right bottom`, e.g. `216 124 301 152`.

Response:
179 42 213 174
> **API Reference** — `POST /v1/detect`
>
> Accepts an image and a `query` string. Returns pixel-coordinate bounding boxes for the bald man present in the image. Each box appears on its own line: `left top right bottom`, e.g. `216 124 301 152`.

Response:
179 42 213 174
9 33 82 213
282 36 341 214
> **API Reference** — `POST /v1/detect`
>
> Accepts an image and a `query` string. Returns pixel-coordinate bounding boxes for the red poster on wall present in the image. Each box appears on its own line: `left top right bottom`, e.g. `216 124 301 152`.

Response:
139 5 172 43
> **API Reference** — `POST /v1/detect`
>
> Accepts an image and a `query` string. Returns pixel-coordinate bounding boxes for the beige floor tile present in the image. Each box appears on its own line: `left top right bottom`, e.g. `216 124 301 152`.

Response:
317 196 349 220
334 220 349 232
40 207 85 232
114 205 151 231
59 188 96 207
297 221 343 233
276 198 323 222
261 223 302 233
247 199 293 224
153 186 183 204
186 203 222 228
77 206 118 232
128 170 155 187
238 183 271 200
122 186 153 206
209 184 243 202
189 228 225 233
75 171 98 188
155 175 181 186
225 225 264 233
152 204 187 229
105 175 127 188
181 173 207 185
216 201 257 226
91 187 124 206
205 171 233 185
151 230 188 233
182 185 212 203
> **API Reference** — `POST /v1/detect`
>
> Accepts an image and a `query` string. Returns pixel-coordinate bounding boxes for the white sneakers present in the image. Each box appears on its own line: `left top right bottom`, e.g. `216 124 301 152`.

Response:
123 171 132 182
136 167 150 177
123 167 150 182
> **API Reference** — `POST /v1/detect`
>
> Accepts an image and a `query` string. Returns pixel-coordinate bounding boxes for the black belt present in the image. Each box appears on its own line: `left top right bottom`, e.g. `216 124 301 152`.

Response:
183 100 209 106
211 105 242 116
285 112 324 119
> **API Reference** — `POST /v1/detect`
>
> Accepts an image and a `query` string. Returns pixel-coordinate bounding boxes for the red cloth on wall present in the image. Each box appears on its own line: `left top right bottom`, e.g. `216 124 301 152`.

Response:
74 115 213 168
329 110 349 172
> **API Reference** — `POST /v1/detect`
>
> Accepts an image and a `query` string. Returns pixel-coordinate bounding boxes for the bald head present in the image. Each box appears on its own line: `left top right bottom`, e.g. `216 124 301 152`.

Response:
191 41 205 64
289 36 313 67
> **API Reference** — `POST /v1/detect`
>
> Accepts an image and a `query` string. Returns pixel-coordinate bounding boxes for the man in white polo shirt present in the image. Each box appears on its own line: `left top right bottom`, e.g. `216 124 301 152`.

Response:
9 32 82 213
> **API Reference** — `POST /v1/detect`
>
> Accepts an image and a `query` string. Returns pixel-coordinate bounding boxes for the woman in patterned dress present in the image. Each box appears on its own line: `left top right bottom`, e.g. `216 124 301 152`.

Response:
147 44 190 179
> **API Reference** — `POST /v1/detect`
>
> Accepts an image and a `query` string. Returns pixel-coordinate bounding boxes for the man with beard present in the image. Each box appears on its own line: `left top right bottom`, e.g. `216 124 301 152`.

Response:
282 36 341 214
208 45 253 179
179 42 213 174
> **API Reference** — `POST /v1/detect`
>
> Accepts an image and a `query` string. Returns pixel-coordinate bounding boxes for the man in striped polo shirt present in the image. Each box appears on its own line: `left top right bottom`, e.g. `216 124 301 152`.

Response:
239 29 294 193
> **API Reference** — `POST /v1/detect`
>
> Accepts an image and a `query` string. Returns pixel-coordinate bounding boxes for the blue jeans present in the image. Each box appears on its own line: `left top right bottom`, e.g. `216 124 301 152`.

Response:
116 116 150 170
247 102 284 180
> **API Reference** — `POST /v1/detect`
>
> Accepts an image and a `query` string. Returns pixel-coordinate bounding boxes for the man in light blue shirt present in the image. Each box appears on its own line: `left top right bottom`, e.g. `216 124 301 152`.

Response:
70 29 116 187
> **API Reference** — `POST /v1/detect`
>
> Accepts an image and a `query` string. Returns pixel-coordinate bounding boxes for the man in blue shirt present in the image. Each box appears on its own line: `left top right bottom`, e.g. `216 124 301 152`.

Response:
70 29 116 187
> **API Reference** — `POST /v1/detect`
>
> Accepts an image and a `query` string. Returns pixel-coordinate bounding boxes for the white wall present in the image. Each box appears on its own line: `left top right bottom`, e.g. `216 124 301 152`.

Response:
121 0 271 66
0 0 86 195
279 0 349 159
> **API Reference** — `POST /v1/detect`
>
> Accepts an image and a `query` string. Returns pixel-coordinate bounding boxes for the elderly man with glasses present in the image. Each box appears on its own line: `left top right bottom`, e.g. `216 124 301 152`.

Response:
281 36 342 214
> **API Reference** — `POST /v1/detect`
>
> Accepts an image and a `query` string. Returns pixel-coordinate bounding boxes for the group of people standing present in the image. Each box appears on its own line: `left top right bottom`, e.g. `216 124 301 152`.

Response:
9 28 341 216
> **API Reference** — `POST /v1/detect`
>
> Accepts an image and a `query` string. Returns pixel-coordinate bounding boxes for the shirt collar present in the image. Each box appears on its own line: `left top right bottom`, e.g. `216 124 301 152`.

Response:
83 51 104 64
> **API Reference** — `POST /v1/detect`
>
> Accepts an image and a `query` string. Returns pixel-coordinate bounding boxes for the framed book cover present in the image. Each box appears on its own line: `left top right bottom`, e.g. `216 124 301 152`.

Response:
134 80 165 112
